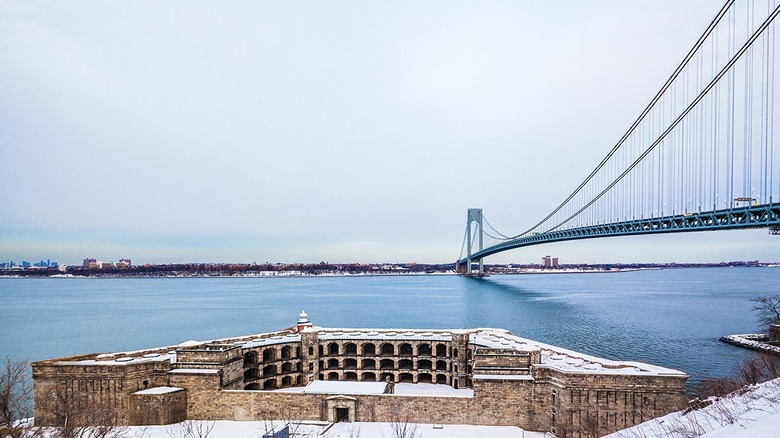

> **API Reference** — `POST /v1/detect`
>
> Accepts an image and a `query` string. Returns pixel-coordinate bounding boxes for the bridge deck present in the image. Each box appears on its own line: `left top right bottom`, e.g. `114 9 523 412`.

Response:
458 203 780 264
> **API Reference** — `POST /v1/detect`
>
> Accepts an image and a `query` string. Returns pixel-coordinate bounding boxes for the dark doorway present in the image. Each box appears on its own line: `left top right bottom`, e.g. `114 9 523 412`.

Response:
336 407 349 423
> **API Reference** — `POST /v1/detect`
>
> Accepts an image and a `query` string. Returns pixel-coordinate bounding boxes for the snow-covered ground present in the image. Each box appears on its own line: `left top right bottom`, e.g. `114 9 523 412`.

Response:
27 378 780 438
79 420 542 438
605 377 780 438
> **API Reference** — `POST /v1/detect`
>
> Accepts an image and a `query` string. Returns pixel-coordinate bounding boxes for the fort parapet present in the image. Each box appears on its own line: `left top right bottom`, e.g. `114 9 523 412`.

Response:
32 312 688 437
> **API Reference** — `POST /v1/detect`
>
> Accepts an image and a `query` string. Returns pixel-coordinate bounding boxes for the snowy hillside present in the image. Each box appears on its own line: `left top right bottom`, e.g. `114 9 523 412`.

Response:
605 377 780 438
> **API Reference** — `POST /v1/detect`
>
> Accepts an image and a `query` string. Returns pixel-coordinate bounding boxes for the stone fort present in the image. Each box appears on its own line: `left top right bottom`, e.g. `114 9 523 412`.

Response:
32 312 688 437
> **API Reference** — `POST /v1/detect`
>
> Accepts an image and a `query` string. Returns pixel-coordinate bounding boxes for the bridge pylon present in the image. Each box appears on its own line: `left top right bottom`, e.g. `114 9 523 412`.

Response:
464 208 484 276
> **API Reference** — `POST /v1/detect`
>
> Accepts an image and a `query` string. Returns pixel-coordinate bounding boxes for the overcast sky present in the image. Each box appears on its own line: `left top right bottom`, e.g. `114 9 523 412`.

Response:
1 0 778 265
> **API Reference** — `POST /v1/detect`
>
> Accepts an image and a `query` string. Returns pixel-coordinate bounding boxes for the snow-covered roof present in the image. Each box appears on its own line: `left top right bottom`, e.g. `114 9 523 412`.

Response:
317 329 452 342
41 324 685 378
471 328 686 377
272 381 473 398
238 334 301 348
169 368 220 374
56 351 176 366
473 374 534 381
134 386 184 395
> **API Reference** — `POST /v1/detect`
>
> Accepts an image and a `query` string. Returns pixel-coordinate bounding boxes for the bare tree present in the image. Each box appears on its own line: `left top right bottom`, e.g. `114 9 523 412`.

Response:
579 412 600 438
257 407 309 438
383 405 421 438
346 423 362 438
751 295 780 331
166 420 215 438
692 375 742 399
45 388 126 438
0 357 33 438
737 353 780 386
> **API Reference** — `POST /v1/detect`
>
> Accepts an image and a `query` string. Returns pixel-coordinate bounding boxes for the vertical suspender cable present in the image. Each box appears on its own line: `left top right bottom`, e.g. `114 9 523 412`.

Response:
515 0 736 237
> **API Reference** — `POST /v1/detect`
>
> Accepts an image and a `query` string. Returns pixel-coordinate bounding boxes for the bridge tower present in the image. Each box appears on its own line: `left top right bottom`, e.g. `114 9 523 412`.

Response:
464 208 484 276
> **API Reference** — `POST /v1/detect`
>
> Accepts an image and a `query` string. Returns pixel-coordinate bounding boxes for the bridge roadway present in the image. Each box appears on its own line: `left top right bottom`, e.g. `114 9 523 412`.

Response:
458 202 780 265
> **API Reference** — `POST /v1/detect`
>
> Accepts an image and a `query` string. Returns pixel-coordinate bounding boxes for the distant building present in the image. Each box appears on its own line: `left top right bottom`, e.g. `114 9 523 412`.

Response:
33 259 56 268
83 258 97 268
542 256 559 269
116 258 132 268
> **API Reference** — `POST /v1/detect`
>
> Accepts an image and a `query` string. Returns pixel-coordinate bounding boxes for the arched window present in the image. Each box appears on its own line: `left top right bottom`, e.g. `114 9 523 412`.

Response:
418 373 433 383
328 342 339 355
345 343 357 355
380 359 394 370
380 343 394 356
418 359 432 370
327 358 339 369
362 372 377 381
417 344 432 356
244 351 258 367
398 359 413 369
344 358 358 369
436 360 447 371
399 373 413 383
362 359 376 369
436 344 447 357
399 343 413 356
327 372 339 381
344 372 358 381
362 343 376 355
263 349 276 363
281 346 293 359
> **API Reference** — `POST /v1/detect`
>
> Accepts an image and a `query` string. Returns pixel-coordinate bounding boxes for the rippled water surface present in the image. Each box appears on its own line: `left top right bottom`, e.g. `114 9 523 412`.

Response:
1 267 778 385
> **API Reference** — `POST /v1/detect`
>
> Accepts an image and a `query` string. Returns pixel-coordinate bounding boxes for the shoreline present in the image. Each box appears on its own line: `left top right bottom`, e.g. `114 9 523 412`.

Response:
0 265 773 279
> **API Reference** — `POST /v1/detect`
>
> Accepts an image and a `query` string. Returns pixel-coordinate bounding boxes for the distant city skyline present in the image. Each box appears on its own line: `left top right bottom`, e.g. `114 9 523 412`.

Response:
2 1 779 266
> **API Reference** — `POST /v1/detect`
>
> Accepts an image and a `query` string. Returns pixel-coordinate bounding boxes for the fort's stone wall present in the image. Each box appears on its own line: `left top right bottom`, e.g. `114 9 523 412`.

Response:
32 355 171 426
769 323 780 345
32 323 689 437
128 388 187 425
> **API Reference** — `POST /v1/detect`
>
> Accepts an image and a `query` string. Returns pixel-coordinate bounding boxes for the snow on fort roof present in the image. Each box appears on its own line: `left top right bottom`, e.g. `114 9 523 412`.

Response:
273 381 474 398
44 324 685 378
134 386 183 395
471 328 687 377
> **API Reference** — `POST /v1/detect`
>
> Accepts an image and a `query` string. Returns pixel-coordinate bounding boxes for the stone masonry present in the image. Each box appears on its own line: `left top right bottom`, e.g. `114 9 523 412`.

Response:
32 313 688 437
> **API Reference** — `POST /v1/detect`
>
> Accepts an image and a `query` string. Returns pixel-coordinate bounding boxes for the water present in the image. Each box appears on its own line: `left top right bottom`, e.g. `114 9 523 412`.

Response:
1 268 777 386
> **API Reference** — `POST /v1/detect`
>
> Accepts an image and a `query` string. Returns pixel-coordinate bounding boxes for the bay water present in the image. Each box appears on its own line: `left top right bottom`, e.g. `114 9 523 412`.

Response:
1 267 777 386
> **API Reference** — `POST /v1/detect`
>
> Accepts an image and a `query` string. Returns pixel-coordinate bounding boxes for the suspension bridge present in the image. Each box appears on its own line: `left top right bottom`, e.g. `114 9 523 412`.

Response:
458 0 780 275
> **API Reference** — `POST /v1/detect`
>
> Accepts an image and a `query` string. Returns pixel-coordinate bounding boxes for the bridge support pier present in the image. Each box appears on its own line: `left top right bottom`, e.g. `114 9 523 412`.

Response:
465 208 484 276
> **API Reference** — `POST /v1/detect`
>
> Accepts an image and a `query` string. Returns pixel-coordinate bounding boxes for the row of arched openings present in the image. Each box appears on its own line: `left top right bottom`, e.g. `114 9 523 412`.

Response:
322 342 452 357
321 358 449 371
243 345 300 367
244 375 302 390
320 371 450 384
